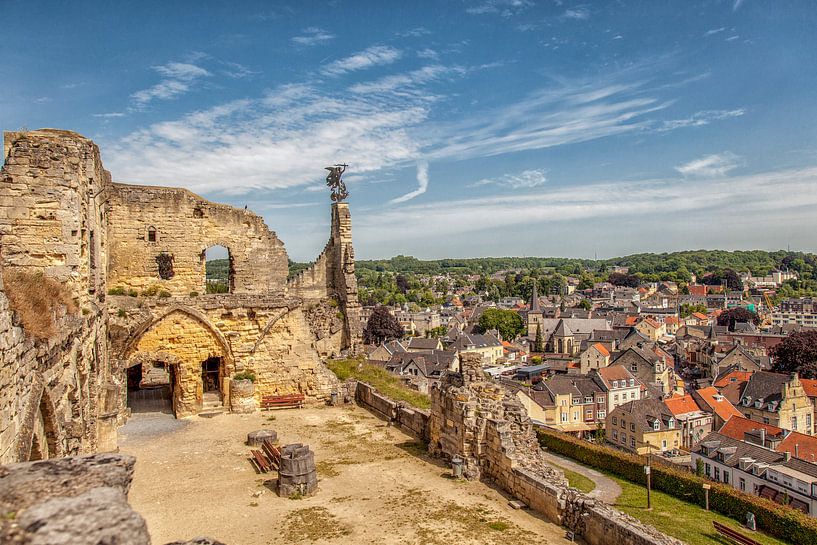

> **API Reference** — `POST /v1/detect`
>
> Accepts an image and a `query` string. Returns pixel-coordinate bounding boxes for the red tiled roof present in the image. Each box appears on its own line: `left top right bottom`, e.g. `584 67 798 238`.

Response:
779 432 817 463
625 316 639 326
696 386 743 421
664 316 680 325
714 370 753 389
691 312 709 321
593 342 610 357
642 317 661 329
801 378 817 398
664 394 701 416
719 416 783 441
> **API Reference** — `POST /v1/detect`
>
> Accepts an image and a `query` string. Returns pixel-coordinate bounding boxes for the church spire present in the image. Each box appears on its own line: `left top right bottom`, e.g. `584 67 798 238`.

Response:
530 281 541 313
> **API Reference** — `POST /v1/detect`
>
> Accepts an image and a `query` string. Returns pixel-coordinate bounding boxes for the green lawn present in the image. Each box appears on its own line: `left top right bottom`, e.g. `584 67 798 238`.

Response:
326 357 431 409
608 473 790 545
548 463 595 494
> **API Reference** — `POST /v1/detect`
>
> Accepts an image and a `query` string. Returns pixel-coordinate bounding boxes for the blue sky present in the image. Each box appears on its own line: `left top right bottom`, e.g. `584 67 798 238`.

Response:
3 1 817 261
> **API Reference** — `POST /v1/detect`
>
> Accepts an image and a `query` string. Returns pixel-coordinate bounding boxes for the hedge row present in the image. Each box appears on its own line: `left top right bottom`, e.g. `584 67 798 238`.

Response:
537 428 817 545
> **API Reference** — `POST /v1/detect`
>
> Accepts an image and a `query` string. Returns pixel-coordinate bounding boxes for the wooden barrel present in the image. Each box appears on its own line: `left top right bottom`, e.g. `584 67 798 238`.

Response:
277 443 318 497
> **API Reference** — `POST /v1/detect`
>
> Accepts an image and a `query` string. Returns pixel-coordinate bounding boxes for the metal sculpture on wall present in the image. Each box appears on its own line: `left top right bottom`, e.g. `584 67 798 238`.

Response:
325 164 349 202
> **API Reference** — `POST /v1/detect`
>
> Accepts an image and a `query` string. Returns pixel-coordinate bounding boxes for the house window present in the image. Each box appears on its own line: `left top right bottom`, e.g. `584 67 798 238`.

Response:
621 433 626 444
597 396 604 404
792 416 798 431
561 413 567 422
629 379 635 387
612 417 617 425
705 463 711 477
614 394 619 402
573 411 579 421
585 396 592 403
147 226 157 242
763 417 770 424
662 440 667 449
808 414 813 430
630 437 635 448
631 423 635 432
612 430 618 440
621 419 625 428
653 421 660 431
561 399 567 406
724 472 729 485
739 477 746 491
597 411 606 419
714 467 720 480
630 392 636 399
612 380 619 388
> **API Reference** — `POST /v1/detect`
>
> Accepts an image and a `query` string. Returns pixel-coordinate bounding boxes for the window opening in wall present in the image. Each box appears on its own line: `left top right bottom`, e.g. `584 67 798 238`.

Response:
193 206 205 218
156 253 175 280
147 226 157 242
203 245 233 293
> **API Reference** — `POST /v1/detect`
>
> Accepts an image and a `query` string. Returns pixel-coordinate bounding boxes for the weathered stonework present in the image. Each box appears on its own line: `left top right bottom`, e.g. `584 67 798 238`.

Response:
428 353 683 545
0 128 362 461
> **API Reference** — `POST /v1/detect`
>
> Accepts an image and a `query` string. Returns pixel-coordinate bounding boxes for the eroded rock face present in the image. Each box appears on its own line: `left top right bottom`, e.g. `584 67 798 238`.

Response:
0 453 226 545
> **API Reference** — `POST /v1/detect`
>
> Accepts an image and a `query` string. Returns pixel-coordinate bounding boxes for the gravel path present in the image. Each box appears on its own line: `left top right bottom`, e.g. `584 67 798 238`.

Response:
540 449 622 504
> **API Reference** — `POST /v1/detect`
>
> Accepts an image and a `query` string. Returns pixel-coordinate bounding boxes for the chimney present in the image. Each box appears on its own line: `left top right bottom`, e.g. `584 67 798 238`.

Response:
760 428 766 446
784 451 792 462
795 444 800 459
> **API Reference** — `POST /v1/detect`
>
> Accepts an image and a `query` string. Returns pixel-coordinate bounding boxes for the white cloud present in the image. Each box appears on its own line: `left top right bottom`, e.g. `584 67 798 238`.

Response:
675 152 741 177
417 48 439 60
322 46 402 76
563 8 590 20
292 27 335 46
93 112 125 118
704 27 726 37
389 161 429 204
726 35 740 42
659 108 745 131
733 0 746 11
131 62 211 106
471 169 547 189
349 65 462 94
396 27 431 38
466 0 533 17
357 167 817 244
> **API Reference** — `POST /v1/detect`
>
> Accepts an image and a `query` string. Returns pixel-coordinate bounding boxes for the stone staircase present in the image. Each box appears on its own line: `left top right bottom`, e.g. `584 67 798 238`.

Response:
199 392 225 418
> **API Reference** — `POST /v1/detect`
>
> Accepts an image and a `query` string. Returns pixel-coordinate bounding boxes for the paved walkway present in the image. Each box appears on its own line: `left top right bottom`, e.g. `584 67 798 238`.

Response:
540 449 622 504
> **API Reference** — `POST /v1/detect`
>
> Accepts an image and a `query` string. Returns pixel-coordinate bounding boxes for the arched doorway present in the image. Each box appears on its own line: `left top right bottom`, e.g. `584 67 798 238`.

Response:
203 245 233 294
126 356 175 415
126 309 232 418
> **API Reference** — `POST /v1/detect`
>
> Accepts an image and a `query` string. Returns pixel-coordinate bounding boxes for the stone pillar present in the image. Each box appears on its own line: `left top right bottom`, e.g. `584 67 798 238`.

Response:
230 379 256 414
330 203 363 353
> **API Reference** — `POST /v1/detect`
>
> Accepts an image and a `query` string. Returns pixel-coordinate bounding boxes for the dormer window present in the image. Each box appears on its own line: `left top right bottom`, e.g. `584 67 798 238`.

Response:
612 380 619 388
147 226 157 243
653 420 660 431
629 379 635 387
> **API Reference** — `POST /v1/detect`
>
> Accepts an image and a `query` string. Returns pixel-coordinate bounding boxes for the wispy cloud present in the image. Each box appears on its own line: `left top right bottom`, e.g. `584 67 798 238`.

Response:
93 112 125 118
221 61 257 79
470 169 547 189
358 167 817 244
675 152 741 177
322 46 402 76
390 161 429 204
466 0 533 17
396 27 431 38
131 62 211 106
659 108 744 131
563 8 590 20
292 27 335 46
349 65 463 94
733 0 746 11
704 27 726 37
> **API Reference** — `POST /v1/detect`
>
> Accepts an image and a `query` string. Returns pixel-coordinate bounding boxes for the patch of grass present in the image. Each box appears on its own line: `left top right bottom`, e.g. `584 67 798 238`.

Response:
609 473 791 545
3 270 77 339
282 507 351 542
487 521 509 531
547 463 595 494
326 357 431 409
316 460 340 477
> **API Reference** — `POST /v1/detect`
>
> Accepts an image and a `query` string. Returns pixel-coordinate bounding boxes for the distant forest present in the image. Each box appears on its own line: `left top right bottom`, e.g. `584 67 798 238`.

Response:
206 258 313 281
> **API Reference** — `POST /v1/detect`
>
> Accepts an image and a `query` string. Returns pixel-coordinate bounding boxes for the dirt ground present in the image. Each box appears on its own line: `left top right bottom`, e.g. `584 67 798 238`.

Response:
118 404 573 545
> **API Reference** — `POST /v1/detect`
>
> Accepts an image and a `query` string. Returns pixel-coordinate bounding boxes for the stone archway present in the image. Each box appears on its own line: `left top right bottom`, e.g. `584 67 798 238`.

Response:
16 376 63 462
126 309 232 417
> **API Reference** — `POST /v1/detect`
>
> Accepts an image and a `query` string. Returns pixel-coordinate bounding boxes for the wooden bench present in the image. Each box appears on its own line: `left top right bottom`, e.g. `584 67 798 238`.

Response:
250 439 282 473
261 393 305 410
250 449 272 473
713 521 761 545
262 439 282 469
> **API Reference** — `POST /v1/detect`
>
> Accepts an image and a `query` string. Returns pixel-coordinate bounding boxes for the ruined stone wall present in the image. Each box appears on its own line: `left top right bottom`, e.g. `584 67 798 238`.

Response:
108 294 339 417
289 203 362 353
354 381 430 441
0 130 114 464
106 183 288 296
428 353 683 545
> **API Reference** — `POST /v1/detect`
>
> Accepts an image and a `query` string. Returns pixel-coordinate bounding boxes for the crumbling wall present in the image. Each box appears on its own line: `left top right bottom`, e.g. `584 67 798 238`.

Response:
289 203 362 353
355 382 430 441
0 130 114 464
428 353 683 545
106 183 288 296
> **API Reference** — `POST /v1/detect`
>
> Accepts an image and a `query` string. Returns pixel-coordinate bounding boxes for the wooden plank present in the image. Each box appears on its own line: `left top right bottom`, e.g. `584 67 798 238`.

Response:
250 450 270 473
713 522 761 545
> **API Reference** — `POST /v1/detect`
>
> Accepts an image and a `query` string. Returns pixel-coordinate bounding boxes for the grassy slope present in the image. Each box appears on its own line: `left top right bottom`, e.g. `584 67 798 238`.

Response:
326 357 431 410
548 463 595 494
608 473 790 545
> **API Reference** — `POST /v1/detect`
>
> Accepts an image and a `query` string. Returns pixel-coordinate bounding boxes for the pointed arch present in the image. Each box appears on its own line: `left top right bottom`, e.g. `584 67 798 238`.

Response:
16 374 63 462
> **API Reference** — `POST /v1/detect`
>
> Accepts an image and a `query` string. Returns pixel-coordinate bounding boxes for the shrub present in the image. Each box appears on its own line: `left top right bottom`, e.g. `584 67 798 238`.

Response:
233 370 256 383
189 291 199 297
117 309 126 318
107 286 126 296
158 290 171 298
128 289 138 298
537 428 817 544
3 270 78 340
141 285 160 297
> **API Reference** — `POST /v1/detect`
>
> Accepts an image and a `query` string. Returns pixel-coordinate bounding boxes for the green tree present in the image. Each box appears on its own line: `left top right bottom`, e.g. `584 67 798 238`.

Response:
477 308 525 341
679 303 707 318
363 306 404 345
577 299 592 311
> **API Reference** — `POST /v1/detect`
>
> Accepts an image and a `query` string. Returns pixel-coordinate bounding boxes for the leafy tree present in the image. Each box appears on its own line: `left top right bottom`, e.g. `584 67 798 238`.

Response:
426 325 448 338
477 308 525 341
577 299 592 311
680 303 708 318
395 274 409 294
771 330 817 379
716 307 760 330
608 272 640 288
701 268 743 291
534 323 544 352
363 306 404 345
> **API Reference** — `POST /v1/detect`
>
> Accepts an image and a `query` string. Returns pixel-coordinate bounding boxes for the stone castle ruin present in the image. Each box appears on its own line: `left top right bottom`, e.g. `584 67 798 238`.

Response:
0 129 362 464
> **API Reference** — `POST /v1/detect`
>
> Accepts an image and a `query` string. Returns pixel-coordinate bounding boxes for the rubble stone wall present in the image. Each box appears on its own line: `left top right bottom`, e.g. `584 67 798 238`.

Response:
428 353 683 545
355 381 430 441
106 183 288 296
0 130 115 464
